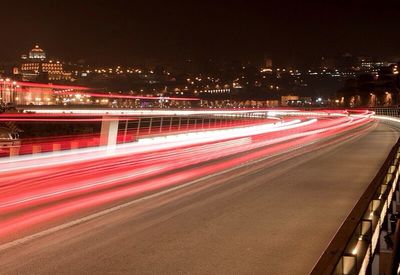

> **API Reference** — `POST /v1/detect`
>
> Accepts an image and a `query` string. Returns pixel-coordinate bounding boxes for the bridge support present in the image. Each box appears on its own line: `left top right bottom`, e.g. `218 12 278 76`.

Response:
100 116 119 148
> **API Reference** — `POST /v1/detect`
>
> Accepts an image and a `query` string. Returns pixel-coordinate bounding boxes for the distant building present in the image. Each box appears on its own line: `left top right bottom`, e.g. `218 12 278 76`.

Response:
264 58 273 69
18 45 71 81
338 53 359 71
360 58 387 71
321 57 336 70
28 45 46 60
281 95 299 106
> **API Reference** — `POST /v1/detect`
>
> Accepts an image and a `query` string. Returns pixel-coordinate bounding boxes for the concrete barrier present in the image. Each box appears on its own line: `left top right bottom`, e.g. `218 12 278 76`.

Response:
100 116 119 147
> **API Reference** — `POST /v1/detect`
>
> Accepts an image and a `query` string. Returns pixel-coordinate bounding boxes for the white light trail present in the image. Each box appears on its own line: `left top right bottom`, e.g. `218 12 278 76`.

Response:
0 118 315 172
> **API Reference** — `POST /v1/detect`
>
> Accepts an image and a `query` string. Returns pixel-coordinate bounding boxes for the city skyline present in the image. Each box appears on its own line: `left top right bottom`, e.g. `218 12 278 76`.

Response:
0 1 399 66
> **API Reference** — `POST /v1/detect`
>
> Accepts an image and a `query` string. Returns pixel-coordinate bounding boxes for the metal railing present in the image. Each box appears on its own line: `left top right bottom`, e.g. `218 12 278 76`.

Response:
118 113 269 142
311 138 400 275
1 112 270 157
370 108 400 118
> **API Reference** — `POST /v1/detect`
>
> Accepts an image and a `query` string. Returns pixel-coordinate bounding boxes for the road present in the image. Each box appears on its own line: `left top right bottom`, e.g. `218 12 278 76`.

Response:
0 120 398 274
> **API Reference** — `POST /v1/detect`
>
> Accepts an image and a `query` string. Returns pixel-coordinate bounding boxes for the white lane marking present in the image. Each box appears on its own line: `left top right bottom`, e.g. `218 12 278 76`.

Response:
0 124 369 252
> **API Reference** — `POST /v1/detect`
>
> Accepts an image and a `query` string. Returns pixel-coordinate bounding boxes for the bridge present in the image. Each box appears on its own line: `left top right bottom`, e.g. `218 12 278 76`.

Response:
1 107 400 274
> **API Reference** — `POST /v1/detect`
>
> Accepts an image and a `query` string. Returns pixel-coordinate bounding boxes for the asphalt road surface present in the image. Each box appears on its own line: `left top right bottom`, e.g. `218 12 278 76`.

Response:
0 122 399 274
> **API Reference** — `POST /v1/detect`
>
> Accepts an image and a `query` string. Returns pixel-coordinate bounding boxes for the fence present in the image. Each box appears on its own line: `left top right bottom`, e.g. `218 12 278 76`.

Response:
311 138 400 274
1 112 271 157
369 108 400 118
117 113 270 143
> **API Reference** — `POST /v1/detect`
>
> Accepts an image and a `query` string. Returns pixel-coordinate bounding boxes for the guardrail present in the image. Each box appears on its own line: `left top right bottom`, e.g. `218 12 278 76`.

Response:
311 137 400 275
369 108 400 118
118 114 270 142
0 112 271 157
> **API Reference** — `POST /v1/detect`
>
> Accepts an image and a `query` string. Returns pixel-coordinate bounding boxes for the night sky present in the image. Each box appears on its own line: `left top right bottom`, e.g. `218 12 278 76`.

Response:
1 0 399 67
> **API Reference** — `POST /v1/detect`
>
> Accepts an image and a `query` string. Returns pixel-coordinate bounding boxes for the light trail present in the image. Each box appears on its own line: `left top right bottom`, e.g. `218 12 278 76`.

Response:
61 92 201 101
16 89 201 101
1 117 365 207
0 117 135 122
372 115 400 123
14 81 90 91
0 118 310 171
21 108 280 116
14 81 200 101
0 113 275 157
0 120 376 253
21 108 373 118
0 111 373 241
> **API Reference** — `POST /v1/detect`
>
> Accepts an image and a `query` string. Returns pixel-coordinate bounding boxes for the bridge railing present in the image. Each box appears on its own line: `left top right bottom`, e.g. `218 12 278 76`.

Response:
1 112 270 157
369 107 400 118
311 138 400 275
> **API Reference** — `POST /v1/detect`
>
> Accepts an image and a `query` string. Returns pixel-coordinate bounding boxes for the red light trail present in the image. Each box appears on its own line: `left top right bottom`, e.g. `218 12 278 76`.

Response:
61 92 201 101
0 111 373 241
13 81 200 101
14 81 91 91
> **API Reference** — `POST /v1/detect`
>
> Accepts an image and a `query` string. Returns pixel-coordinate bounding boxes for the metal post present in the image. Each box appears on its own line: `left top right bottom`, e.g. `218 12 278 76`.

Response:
178 117 182 131
194 117 197 129
201 117 204 129
169 117 173 132
186 117 190 130
159 117 164 133
123 119 128 143
148 117 153 134
136 117 141 138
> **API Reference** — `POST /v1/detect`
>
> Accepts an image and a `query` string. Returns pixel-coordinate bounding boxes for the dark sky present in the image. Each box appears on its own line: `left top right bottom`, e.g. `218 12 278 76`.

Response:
1 0 399 66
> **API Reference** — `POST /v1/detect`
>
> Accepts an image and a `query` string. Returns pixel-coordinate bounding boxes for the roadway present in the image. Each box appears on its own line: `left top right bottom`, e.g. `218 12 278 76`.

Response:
0 120 398 274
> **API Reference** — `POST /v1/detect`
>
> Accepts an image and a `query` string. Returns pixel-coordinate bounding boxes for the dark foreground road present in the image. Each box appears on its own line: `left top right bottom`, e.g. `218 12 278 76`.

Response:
0 122 399 274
